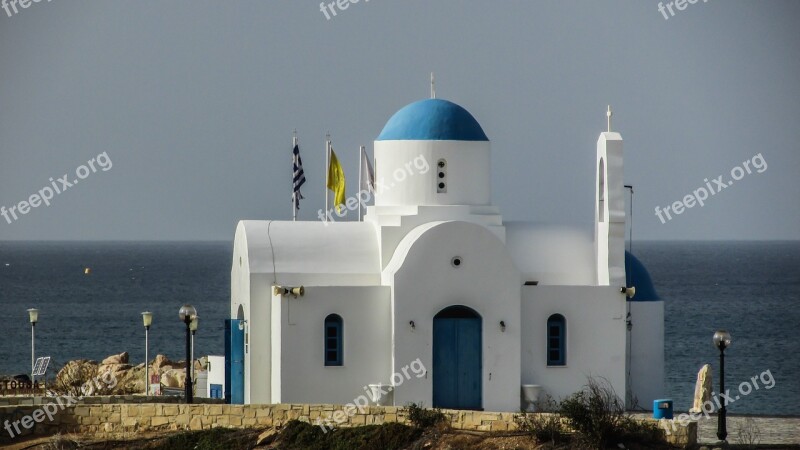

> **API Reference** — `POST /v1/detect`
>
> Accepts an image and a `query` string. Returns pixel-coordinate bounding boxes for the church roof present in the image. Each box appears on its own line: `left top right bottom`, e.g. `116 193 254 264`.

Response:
625 251 661 301
235 221 381 283
377 99 489 142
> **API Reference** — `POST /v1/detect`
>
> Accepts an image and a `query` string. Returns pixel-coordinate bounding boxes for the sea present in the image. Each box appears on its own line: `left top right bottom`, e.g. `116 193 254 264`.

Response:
0 241 797 416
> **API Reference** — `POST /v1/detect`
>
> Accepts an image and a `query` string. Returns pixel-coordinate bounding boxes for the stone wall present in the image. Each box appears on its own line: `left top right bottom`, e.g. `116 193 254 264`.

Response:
0 403 696 448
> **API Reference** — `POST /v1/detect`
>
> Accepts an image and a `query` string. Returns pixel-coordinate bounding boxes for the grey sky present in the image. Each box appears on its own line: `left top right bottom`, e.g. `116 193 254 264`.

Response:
1 0 798 241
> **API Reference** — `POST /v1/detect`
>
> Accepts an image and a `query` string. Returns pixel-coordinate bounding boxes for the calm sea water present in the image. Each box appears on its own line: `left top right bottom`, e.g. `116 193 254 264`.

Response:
0 241 797 415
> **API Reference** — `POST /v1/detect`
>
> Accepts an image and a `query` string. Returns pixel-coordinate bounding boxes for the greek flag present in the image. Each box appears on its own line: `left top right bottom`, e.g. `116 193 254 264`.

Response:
292 139 306 211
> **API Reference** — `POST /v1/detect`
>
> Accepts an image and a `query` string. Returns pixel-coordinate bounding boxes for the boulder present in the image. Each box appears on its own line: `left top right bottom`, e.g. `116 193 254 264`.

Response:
161 368 186 388
101 352 129 365
151 354 177 374
53 360 99 395
690 364 713 413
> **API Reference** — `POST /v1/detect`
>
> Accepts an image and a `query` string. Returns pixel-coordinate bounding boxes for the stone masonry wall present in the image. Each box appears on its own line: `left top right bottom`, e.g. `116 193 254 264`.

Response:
0 403 696 448
0 403 516 443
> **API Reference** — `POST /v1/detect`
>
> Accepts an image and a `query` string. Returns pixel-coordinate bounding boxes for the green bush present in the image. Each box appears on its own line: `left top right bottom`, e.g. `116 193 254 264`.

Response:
514 395 567 445
404 402 447 429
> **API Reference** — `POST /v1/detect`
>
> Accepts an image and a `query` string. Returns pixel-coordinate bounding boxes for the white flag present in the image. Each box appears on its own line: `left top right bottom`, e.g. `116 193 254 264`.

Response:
360 146 375 194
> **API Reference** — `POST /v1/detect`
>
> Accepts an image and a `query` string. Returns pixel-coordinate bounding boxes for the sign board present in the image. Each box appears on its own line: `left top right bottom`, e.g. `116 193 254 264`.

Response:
32 356 51 376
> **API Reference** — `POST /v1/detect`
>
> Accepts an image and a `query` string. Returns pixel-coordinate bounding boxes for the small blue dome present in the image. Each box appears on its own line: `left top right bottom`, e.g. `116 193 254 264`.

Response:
625 251 661 301
377 99 489 142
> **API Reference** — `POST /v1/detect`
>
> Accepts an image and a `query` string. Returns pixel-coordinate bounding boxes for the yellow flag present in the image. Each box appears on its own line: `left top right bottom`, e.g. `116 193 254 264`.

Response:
327 148 346 213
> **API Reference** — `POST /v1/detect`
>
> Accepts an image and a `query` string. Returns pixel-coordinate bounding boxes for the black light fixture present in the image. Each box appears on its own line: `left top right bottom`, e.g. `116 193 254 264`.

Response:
409 320 415 329
500 321 506 332
179 304 198 403
713 330 732 442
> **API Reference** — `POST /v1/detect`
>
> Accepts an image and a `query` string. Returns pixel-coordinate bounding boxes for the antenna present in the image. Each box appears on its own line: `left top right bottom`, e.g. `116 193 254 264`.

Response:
607 105 613 132
431 72 436 99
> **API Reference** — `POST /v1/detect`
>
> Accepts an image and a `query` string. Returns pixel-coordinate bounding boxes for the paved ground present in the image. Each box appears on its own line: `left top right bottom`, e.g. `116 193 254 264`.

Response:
696 415 800 446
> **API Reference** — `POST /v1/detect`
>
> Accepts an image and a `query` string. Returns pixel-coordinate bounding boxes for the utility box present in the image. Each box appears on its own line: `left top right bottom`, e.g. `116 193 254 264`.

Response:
653 399 673 419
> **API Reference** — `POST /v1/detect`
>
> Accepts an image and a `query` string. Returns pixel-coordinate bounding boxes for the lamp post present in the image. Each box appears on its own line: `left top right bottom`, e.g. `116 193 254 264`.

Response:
27 309 38 384
179 304 197 403
190 316 199 381
141 312 152 396
713 330 732 442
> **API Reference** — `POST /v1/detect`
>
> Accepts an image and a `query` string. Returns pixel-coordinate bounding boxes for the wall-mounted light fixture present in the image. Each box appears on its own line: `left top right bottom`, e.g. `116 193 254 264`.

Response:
409 320 415 329
620 286 636 298
500 321 506 332
274 285 305 298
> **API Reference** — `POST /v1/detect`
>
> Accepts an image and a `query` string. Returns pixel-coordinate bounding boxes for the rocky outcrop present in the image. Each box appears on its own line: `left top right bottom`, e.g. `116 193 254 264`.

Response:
101 352 129 365
52 353 198 396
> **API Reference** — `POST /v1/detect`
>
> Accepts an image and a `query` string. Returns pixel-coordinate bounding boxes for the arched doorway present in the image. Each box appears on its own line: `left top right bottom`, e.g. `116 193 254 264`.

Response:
432 305 482 410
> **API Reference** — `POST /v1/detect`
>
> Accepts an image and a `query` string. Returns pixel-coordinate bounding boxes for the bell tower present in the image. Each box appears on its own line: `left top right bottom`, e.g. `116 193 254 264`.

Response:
595 106 626 286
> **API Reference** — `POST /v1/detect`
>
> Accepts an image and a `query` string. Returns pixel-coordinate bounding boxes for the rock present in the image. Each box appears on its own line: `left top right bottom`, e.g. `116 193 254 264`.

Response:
189 416 204 431
161 368 186 388
152 354 178 374
690 364 713 413
101 352 129 365
54 360 99 394
256 428 278 446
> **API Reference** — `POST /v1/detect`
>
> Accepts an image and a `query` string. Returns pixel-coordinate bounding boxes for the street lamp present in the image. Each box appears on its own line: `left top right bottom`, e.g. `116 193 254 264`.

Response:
190 316 199 381
27 309 38 384
142 312 153 396
179 304 197 403
713 330 732 442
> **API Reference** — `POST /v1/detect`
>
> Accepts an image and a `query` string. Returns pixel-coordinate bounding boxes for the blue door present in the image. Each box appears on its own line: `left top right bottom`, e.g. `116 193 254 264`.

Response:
432 306 482 410
225 319 245 404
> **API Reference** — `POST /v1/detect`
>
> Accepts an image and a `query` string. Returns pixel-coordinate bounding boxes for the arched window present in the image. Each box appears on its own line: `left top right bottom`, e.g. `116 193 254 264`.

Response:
324 314 343 366
547 314 566 366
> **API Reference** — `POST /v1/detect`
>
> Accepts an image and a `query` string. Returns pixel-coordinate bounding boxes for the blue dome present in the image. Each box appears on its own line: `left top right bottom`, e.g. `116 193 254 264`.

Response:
377 99 489 141
625 251 661 301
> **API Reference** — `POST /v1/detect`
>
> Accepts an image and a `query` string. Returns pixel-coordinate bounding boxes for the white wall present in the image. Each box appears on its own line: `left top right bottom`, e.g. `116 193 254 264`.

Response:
271 286 392 405
231 222 255 403
207 355 225 398
374 140 491 207
384 221 521 412
627 301 665 410
521 285 627 404
595 132 626 287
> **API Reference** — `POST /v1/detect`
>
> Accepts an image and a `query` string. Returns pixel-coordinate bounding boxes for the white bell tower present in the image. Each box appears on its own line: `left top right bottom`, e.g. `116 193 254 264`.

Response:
595 106 626 286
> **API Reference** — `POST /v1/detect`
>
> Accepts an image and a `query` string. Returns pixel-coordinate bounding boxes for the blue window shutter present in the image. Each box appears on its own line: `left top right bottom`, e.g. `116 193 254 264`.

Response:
547 314 566 366
324 315 343 366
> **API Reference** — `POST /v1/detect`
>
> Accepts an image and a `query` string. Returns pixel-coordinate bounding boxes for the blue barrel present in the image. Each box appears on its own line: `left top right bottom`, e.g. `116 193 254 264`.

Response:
653 399 673 419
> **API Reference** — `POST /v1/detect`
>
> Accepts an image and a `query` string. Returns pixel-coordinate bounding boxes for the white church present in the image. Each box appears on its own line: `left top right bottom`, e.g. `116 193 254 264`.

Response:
228 97 665 412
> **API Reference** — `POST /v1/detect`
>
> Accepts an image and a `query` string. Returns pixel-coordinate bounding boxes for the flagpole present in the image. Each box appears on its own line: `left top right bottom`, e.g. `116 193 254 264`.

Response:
358 145 363 221
292 131 298 222
325 133 330 223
